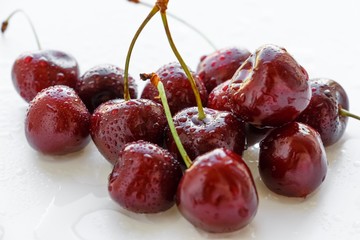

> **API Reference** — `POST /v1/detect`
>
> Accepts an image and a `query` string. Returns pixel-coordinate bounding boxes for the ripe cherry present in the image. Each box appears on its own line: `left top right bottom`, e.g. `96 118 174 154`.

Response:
197 47 251 93
108 140 182 213
2 10 80 102
90 98 167 164
230 44 311 128
259 122 327 198
25 85 90 155
207 79 234 112
141 62 208 115
76 64 138 113
176 148 258 233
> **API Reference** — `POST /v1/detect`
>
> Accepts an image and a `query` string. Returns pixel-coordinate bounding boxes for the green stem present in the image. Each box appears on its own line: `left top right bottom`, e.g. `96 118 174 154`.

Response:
1 9 42 50
160 11 206 120
340 107 360 121
123 5 159 100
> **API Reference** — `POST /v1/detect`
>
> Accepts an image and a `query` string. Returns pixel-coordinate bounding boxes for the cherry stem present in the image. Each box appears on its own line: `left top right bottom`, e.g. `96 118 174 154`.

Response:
128 0 217 50
340 107 360 121
160 11 206 120
140 72 192 168
1 9 42 50
124 5 159 101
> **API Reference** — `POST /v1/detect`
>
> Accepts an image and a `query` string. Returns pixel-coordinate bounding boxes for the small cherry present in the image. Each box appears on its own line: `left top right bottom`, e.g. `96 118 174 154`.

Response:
259 121 327 198
296 78 360 146
108 140 182 213
2 10 80 102
25 85 90 155
76 64 138 113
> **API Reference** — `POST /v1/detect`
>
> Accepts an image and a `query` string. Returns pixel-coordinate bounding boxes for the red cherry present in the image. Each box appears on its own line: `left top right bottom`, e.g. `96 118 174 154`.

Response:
25 85 90 155
176 148 258 233
259 122 328 197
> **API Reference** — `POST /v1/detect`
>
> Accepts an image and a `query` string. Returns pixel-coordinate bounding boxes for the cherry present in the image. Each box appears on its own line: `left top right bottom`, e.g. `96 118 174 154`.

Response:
76 64 138 113
207 79 234 112
108 140 182 213
90 98 167 164
2 10 80 102
230 44 311 128
25 85 90 155
165 106 246 162
259 122 327 198
296 78 359 146
141 62 208 115
176 148 258 233
197 47 251 93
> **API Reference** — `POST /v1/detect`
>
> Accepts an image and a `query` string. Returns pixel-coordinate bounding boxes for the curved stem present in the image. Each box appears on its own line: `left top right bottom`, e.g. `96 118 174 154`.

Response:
340 107 360 121
160 11 206 120
129 0 217 50
141 73 192 168
1 9 41 50
124 5 159 100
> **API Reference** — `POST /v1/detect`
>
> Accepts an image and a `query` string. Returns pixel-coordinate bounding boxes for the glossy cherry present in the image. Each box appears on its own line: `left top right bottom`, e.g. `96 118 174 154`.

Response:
207 79 234 112
141 62 208 115
76 64 138 113
90 98 167 164
259 122 327 198
25 85 90 155
296 78 350 146
176 148 258 233
230 44 311 127
197 46 251 93
108 140 182 213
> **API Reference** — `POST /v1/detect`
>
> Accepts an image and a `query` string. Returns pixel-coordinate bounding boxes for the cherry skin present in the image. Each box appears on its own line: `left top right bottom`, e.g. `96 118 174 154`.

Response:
108 140 182 213
25 85 90 155
207 79 234 112
176 148 258 233
12 50 80 102
141 62 208 115
296 78 349 146
166 106 246 163
196 46 251 93
230 44 311 128
90 99 167 164
259 122 327 198
76 64 138 113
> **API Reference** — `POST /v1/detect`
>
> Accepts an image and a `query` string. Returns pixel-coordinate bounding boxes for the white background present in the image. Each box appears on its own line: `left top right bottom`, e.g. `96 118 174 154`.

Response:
1 0 360 239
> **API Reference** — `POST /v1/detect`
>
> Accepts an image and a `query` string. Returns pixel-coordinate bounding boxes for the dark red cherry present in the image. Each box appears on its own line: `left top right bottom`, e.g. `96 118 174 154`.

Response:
296 78 349 146
259 122 327 198
108 140 182 213
25 85 90 155
90 99 167 164
166 107 246 162
176 148 258 233
12 50 79 102
230 44 311 127
76 64 138 113
207 79 234 112
197 46 251 93
141 62 208 115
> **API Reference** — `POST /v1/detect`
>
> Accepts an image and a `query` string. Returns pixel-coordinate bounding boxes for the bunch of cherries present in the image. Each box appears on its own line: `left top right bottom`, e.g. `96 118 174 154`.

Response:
2 0 360 234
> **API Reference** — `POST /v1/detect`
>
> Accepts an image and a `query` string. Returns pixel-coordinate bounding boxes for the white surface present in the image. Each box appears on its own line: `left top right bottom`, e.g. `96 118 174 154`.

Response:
1 0 360 239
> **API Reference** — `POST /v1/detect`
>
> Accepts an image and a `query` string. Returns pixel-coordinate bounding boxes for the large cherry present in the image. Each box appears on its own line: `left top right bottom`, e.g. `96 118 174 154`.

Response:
196 46 251 93
176 148 258 233
76 64 138 113
90 99 167 164
230 44 311 128
259 122 327 198
296 78 350 146
25 85 90 155
141 62 208 115
108 140 182 213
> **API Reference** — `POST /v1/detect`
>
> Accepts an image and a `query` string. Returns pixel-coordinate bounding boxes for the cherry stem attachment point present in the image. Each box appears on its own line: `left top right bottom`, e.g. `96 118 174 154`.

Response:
1 9 42 50
340 107 360 121
160 11 206 120
140 72 192 168
124 5 159 101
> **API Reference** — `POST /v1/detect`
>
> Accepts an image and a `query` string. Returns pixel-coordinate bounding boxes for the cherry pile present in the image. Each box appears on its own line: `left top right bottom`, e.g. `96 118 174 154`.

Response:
2 0 360 235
